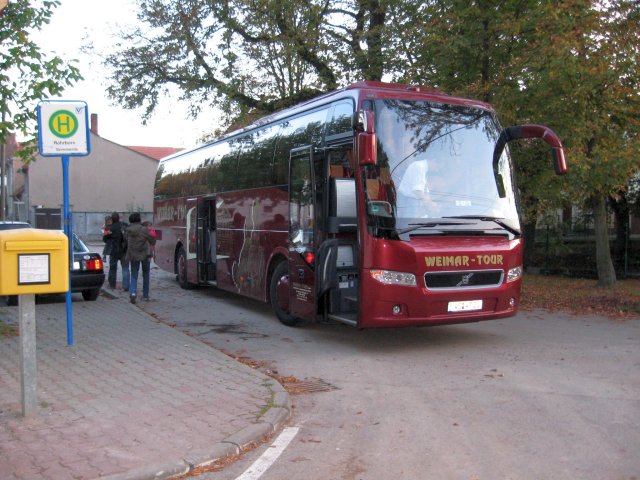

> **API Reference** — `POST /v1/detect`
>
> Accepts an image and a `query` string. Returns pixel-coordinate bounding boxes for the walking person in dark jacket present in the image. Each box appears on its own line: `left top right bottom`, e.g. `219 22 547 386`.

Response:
102 212 130 291
125 212 156 303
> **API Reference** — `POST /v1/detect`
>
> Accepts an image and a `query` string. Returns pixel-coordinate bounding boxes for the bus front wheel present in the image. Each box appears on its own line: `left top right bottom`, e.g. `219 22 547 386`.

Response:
269 262 299 327
176 246 196 290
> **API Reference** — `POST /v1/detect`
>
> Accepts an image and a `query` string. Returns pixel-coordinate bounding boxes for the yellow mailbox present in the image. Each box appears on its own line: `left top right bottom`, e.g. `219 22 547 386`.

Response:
0 228 69 295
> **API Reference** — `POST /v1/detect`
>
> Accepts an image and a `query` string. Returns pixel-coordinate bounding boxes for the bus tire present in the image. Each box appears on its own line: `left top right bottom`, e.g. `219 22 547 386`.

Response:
176 246 196 290
269 261 299 327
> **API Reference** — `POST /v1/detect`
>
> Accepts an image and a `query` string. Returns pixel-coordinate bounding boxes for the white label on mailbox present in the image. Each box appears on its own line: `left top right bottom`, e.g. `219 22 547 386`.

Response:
18 254 50 284
448 299 482 312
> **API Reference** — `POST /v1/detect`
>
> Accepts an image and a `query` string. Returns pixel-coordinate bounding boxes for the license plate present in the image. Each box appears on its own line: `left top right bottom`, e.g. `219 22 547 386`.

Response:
448 300 482 312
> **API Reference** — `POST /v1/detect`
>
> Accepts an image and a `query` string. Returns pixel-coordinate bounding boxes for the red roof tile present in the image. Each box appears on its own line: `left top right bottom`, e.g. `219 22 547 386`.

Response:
126 146 182 160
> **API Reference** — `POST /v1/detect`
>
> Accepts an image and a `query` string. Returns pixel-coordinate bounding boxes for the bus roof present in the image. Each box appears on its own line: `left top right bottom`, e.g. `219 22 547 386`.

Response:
160 81 495 162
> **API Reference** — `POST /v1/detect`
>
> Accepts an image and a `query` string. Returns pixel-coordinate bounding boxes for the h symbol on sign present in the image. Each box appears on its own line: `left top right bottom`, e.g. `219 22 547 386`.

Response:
55 115 72 134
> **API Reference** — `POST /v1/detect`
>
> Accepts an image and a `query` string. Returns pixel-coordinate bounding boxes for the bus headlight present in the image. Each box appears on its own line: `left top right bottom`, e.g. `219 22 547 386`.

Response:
507 266 523 283
370 269 417 286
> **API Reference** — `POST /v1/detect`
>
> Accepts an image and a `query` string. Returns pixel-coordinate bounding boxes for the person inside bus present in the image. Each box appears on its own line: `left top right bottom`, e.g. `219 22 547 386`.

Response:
396 157 440 218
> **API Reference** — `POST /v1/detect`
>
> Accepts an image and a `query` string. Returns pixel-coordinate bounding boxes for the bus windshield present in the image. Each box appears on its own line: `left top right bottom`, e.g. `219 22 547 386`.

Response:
368 99 520 235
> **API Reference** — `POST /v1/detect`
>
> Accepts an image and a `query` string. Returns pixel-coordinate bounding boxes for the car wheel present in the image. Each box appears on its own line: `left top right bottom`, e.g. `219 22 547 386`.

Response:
82 289 100 301
5 295 17 306
269 261 299 326
176 246 196 289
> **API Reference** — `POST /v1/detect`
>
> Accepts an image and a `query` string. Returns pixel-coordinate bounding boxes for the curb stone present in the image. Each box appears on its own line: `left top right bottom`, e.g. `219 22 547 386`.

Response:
102 399 291 480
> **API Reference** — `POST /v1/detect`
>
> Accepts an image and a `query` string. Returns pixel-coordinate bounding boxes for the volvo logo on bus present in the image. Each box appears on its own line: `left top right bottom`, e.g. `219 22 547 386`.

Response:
457 272 475 287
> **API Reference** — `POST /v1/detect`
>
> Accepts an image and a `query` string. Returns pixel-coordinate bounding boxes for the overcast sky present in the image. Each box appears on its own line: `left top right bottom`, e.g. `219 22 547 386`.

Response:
34 0 217 149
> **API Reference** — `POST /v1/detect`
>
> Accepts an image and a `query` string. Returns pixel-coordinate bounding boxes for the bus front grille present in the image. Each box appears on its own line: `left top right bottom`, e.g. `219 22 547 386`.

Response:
424 270 504 290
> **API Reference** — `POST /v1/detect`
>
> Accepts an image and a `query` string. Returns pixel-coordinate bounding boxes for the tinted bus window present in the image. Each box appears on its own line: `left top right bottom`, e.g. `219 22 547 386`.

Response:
290 150 314 250
155 148 210 199
237 124 280 189
327 101 354 137
218 138 242 191
273 108 329 184
202 141 233 193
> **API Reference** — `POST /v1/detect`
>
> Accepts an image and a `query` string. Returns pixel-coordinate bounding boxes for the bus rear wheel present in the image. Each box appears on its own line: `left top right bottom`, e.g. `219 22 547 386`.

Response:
176 246 196 290
269 261 299 327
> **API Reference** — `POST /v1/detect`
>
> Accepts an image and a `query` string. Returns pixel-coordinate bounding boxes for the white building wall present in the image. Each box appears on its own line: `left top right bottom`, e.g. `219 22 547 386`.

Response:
29 132 157 213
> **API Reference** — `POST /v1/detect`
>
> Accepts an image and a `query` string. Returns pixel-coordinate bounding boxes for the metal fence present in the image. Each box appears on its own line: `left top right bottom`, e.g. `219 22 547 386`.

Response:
530 219 640 279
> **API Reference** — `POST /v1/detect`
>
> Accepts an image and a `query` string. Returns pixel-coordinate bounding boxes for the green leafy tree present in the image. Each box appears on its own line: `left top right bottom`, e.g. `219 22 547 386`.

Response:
0 0 82 159
395 0 639 286
523 0 639 286
104 0 391 126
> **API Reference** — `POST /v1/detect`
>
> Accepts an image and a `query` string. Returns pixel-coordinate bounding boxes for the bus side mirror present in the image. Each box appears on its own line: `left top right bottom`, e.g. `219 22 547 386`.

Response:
357 132 377 166
492 124 567 197
353 110 375 134
353 110 377 165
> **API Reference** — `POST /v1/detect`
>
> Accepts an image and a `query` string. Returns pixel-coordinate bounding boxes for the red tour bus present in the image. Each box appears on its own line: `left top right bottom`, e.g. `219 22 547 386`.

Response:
153 81 566 328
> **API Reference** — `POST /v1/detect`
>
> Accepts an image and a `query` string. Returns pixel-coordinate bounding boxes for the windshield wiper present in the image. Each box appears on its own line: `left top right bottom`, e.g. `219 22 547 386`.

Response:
397 220 470 235
443 216 521 236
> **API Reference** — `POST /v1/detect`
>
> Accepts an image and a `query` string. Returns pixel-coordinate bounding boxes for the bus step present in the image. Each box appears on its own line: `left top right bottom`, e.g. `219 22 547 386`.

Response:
206 280 217 287
328 313 358 327
342 296 358 311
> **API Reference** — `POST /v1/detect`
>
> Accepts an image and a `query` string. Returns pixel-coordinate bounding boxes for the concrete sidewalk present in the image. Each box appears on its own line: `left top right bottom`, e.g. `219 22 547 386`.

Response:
0 293 290 480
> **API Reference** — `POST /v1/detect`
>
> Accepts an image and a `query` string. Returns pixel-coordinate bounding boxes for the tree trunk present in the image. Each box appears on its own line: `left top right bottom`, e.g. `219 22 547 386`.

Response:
591 195 616 287
609 193 629 269
364 0 386 81
522 221 537 270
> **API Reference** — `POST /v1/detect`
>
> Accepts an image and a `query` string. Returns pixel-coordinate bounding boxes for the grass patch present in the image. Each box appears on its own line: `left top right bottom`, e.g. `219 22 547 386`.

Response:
521 274 640 319
0 320 18 338
257 380 276 417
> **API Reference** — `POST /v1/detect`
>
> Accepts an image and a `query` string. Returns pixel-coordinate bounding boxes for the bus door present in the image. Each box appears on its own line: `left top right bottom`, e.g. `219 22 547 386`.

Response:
318 143 359 326
288 146 316 321
197 196 217 284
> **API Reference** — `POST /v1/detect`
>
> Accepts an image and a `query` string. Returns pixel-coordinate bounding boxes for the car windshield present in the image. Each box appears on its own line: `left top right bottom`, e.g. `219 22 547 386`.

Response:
366 99 519 235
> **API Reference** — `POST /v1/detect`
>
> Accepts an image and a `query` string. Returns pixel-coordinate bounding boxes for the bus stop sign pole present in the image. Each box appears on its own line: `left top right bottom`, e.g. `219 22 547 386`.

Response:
62 155 73 345
37 100 91 346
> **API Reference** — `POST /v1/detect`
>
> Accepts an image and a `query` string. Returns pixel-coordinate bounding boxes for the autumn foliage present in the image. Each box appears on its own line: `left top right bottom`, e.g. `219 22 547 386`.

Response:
521 274 640 320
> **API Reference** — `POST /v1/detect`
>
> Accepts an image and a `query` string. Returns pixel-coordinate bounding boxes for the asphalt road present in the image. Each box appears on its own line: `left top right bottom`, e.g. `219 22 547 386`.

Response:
132 263 639 480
